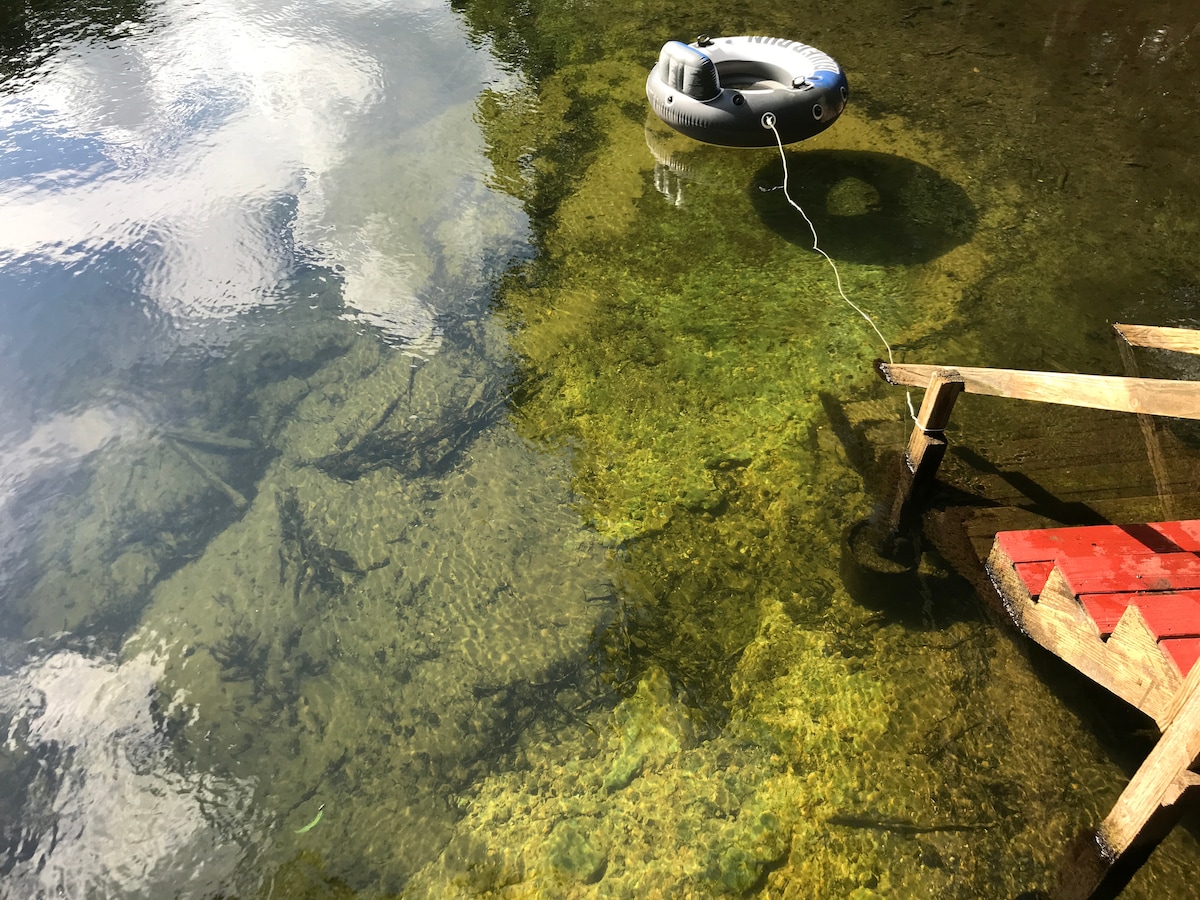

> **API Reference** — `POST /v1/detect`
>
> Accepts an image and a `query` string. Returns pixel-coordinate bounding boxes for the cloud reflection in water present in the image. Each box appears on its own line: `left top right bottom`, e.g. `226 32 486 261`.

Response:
0 0 524 348
0 649 256 897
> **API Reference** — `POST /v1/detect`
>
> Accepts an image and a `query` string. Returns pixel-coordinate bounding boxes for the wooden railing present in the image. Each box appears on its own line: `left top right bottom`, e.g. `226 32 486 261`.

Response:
874 322 1200 535
877 362 1200 419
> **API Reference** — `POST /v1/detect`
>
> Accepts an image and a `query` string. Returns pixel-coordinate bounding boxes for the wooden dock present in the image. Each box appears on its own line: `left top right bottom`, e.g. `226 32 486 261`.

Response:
988 521 1200 720
841 324 1200 898
989 521 1200 899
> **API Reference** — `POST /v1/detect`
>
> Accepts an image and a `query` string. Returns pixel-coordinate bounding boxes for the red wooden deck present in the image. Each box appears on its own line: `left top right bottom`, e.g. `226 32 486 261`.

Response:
995 520 1200 679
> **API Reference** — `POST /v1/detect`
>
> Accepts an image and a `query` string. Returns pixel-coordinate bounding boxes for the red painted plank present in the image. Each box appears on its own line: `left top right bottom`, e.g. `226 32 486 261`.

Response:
1134 592 1200 639
1014 560 1056 595
1056 551 1200 595
997 520 1200 564
1154 520 1200 549
996 521 1200 678
1079 591 1200 639
1160 637 1200 677
1080 593 1132 636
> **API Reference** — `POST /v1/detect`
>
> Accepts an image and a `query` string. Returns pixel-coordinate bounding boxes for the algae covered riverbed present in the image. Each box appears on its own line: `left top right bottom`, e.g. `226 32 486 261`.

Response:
1 0 1199 896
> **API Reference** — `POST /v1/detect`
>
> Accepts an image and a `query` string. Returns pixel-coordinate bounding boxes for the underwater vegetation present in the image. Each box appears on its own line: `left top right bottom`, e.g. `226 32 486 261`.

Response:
401 0 1200 895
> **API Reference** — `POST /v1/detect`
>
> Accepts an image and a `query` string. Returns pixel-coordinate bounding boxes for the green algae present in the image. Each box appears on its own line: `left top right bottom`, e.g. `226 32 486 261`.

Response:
403 587 1165 897
257 851 358 899
603 664 694 793
468 14 1003 720
546 817 609 884
401 0 1200 896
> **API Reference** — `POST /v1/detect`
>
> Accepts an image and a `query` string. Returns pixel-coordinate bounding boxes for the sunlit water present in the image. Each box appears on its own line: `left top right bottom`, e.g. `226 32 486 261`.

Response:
2 0 1200 896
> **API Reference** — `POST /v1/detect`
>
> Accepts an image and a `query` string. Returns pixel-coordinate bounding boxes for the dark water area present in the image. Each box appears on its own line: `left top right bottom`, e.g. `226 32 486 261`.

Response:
0 0 1198 896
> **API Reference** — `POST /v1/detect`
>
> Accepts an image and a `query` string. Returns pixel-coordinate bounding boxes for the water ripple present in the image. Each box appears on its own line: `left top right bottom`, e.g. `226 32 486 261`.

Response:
0 0 516 343
0 649 260 898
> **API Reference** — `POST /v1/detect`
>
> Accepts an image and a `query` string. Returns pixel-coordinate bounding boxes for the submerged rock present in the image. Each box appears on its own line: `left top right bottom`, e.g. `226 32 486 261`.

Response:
604 664 695 793
546 818 608 884
123 385 616 890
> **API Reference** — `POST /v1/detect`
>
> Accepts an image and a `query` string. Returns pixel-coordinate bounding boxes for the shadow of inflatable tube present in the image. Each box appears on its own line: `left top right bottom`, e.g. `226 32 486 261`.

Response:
751 149 977 266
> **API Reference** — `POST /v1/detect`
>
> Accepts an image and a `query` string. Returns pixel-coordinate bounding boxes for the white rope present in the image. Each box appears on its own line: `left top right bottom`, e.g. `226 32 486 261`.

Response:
764 115 916 422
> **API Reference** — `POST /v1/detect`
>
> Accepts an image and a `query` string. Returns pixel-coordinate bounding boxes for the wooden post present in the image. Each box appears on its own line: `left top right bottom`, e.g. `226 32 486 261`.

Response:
1114 327 1177 520
886 369 965 535
1053 660 1200 899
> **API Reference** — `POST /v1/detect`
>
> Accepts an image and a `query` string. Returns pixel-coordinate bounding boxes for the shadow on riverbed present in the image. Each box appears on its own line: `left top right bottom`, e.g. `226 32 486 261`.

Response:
751 149 977 266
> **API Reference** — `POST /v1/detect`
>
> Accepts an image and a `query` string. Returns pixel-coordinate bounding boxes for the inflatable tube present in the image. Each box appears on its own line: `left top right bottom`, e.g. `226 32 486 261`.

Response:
646 35 849 148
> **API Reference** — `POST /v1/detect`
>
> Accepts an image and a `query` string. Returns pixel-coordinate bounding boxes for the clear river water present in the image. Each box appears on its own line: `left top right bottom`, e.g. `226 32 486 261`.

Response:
1 0 1199 897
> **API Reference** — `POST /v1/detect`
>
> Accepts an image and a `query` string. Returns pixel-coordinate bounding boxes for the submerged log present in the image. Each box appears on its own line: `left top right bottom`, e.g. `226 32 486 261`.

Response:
166 438 249 510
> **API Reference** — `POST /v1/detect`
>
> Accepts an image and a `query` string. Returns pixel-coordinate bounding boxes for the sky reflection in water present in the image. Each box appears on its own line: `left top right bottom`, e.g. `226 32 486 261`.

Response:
0 0 528 894
0 0 522 363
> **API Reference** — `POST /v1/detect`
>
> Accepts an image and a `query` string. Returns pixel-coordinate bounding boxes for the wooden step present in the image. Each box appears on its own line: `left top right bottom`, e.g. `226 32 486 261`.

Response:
987 523 1200 725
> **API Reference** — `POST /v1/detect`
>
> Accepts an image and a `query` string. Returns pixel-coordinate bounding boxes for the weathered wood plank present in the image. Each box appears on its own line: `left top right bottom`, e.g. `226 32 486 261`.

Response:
946 462 1164 511
985 539 1039 623
988 541 1184 725
1114 323 1200 356
1161 769 1200 807
1116 324 1183 519
1099 665 1200 853
875 362 1200 421
886 371 966 536
1055 662 1200 898
1036 569 1180 723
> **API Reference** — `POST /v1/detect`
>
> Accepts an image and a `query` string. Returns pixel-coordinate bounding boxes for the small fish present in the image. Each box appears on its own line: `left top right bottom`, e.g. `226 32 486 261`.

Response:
295 804 325 834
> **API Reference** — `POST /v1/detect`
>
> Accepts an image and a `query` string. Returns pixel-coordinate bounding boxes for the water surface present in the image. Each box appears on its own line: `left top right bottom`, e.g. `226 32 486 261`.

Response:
1 0 1199 896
